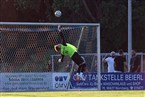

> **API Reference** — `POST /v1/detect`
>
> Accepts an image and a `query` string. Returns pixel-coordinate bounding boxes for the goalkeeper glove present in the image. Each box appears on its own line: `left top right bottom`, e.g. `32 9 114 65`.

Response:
58 58 62 63
58 25 61 32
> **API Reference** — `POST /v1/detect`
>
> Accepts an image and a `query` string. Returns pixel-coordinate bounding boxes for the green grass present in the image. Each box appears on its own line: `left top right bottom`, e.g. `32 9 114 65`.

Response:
1 91 145 97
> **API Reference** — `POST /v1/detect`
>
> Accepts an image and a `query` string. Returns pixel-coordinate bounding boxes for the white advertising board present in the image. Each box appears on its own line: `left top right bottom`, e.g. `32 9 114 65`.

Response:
0 73 52 91
52 73 70 90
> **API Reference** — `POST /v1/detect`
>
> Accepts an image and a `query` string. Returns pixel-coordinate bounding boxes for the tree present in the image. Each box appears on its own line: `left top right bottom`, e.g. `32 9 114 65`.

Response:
132 0 145 52
0 0 145 52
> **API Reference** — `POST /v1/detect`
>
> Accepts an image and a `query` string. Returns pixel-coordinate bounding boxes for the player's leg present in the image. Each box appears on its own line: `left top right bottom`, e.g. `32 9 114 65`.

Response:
71 52 86 81
77 63 86 72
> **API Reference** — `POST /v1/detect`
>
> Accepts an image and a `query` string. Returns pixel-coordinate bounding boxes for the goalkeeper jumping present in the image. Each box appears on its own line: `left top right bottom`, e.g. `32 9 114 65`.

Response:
54 26 86 81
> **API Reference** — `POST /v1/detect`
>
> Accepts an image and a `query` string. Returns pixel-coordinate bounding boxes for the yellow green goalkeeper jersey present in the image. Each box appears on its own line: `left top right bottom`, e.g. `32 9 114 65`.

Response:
61 43 77 57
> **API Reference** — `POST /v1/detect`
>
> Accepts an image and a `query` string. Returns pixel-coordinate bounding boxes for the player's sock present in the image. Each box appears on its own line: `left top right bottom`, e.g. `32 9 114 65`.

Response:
76 73 80 81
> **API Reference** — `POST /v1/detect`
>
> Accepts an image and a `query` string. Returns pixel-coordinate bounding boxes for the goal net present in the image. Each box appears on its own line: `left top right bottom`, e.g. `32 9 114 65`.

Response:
0 22 101 90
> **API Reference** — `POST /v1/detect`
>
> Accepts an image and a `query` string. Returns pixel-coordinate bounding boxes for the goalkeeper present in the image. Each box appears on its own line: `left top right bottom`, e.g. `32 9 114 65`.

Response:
54 26 86 80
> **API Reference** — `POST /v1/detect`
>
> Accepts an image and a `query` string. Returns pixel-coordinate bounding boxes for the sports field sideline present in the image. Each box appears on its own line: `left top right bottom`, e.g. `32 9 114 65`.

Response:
0 91 145 97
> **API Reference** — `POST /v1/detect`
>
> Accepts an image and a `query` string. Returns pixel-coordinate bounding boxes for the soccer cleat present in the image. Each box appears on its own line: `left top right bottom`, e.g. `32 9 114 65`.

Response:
79 72 85 81
75 72 85 81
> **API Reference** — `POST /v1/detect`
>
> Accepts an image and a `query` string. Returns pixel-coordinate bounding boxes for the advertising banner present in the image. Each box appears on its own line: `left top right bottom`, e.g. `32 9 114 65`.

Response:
0 72 144 91
70 73 97 89
0 73 52 91
101 73 145 90
70 73 145 90
52 73 70 90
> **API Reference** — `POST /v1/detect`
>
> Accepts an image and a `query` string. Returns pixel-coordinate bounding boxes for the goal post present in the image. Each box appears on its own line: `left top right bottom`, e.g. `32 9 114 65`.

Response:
0 22 101 90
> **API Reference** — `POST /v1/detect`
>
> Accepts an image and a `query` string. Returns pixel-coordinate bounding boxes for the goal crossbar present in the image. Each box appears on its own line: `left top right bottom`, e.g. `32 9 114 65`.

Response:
0 22 100 26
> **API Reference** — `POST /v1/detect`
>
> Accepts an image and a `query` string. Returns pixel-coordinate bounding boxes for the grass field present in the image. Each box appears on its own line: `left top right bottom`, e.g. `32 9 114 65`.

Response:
1 91 145 97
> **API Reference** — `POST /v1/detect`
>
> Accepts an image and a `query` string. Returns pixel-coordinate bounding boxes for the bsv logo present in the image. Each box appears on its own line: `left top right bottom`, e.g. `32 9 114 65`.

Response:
55 76 67 82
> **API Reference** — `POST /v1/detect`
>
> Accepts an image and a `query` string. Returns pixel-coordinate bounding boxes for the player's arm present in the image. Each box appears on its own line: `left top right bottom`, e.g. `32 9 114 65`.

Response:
102 55 107 64
58 54 64 62
135 57 141 72
124 61 128 71
123 57 128 72
61 55 64 62
135 65 141 72
58 25 67 46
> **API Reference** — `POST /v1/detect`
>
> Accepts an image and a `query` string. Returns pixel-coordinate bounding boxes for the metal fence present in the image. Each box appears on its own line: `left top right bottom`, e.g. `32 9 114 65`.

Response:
1 52 144 73
51 53 145 73
101 52 145 73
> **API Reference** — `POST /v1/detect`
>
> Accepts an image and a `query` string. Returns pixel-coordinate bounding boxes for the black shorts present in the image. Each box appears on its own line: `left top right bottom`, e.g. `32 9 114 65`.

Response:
71 52 84 66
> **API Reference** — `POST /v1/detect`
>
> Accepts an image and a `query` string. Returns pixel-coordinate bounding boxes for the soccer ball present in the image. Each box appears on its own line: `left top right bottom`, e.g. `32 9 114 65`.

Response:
54 10 62 17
